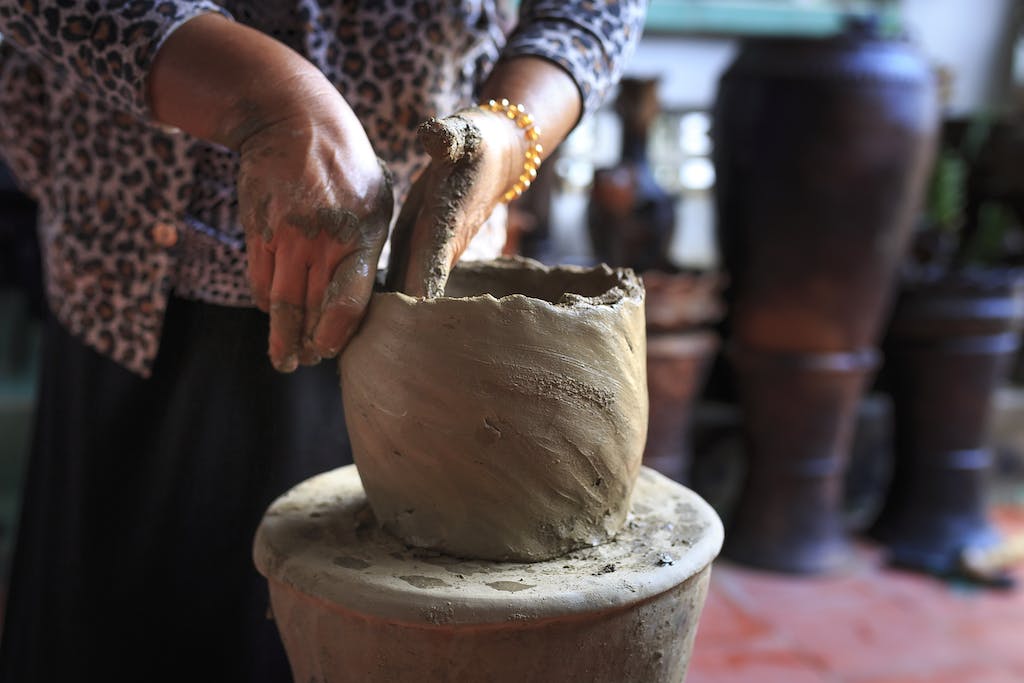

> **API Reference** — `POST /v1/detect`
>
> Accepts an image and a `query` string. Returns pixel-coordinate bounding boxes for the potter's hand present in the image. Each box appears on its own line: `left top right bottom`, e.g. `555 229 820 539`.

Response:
386 108 523 297
148 14 393 372
386 55 584 297
238 99 393 372
239 101 395 370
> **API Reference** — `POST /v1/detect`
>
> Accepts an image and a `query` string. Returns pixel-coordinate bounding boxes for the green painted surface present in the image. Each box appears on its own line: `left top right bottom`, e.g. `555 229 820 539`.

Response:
644 0 902 37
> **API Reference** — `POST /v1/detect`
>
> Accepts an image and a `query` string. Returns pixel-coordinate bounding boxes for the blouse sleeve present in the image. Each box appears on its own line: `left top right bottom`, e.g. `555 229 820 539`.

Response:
0 1 231 117
501 0 649 118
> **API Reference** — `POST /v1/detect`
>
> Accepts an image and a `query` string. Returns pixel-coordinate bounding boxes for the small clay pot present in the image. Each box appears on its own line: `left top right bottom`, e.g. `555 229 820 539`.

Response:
340 256 648 562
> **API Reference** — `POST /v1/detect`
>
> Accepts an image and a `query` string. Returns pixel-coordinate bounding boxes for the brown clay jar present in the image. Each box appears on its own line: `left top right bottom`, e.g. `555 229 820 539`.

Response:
340 256 648 562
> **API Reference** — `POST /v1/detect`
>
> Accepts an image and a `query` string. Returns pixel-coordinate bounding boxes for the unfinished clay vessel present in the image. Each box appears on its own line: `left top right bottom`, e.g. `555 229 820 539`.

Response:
340 256 647 562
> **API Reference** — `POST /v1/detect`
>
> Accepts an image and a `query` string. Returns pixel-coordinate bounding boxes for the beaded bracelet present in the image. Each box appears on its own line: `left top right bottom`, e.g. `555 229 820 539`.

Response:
480 98 544 202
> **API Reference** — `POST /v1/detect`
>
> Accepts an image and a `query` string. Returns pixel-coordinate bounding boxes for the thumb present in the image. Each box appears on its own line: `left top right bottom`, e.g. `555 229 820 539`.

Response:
400 115 484 297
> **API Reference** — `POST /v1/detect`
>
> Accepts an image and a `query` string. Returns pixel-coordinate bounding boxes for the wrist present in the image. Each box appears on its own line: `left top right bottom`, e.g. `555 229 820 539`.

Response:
219 69 340 151
477 99 543 202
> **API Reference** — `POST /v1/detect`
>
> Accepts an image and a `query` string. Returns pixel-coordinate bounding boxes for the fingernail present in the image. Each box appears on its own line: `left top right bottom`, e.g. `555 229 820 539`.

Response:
298 347 322 366
274 353 299 373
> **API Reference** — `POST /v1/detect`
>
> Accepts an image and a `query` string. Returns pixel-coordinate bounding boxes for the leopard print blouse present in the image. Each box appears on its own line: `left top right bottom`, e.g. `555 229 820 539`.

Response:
0 0 646 376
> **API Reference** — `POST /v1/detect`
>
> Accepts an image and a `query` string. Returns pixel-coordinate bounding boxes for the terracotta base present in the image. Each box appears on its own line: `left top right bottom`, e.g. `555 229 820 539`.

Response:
253 465 723 683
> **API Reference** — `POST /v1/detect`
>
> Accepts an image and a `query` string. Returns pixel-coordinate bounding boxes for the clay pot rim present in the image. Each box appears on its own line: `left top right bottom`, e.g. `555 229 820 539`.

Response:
377 257 645 312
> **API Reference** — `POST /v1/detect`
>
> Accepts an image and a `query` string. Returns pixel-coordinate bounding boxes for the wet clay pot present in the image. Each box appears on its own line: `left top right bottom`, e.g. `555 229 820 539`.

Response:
870 270 1024 576
253 465 723 683
340 256 647 562
711 18 939 573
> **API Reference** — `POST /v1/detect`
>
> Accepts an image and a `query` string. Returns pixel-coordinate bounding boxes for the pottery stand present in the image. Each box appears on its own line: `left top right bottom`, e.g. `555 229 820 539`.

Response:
253 466 723 683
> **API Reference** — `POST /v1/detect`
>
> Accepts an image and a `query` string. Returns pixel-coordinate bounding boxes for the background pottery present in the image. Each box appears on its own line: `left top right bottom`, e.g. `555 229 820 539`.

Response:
588 77 676 274
641 270 725 485
711 17 939 573
870 269 1024 578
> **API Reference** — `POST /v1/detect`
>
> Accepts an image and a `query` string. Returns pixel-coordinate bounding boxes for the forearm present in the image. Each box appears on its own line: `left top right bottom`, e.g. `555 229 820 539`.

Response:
147 13 351 150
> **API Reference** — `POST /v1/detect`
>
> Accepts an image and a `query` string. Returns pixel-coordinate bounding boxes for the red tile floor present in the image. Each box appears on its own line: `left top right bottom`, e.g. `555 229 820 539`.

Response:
688 505 1024 683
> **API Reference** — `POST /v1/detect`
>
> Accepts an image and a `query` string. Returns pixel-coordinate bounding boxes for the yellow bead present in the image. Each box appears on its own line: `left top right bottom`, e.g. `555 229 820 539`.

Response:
476 99 545 201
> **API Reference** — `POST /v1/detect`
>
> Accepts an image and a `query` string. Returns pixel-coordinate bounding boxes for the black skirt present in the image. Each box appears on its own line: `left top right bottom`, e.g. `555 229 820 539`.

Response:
0 297 354 682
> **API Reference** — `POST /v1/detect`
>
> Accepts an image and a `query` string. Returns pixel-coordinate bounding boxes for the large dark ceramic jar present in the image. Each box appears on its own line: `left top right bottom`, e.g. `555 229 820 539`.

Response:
713 17 939 353
871 268 1024 580
711 17 940 573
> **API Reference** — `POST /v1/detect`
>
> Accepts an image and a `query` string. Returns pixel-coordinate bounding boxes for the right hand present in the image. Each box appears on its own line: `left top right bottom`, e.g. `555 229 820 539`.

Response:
149 15 394 372
235 85 393 372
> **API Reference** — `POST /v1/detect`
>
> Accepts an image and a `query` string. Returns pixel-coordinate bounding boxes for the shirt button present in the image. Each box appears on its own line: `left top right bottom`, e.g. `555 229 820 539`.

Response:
152 222 178 248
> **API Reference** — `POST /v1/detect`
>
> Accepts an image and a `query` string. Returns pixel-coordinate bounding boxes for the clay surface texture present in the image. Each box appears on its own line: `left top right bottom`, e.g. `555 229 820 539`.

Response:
253 464 724 683
340 256 648 561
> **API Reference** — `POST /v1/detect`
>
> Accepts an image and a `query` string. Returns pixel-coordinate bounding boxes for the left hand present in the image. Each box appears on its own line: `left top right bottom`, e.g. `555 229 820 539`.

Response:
385 107 526 297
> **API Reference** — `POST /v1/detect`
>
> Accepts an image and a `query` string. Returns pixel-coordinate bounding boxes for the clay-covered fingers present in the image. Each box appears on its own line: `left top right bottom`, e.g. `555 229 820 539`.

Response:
303 168 393 360
246 238 274 313
308 247 379 359
267 241 309 373
398 116 486 298
400 166 464 298
267 238 382 372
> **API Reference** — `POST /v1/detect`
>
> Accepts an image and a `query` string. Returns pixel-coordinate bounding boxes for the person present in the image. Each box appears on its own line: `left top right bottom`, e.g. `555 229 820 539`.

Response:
0 1 646 680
